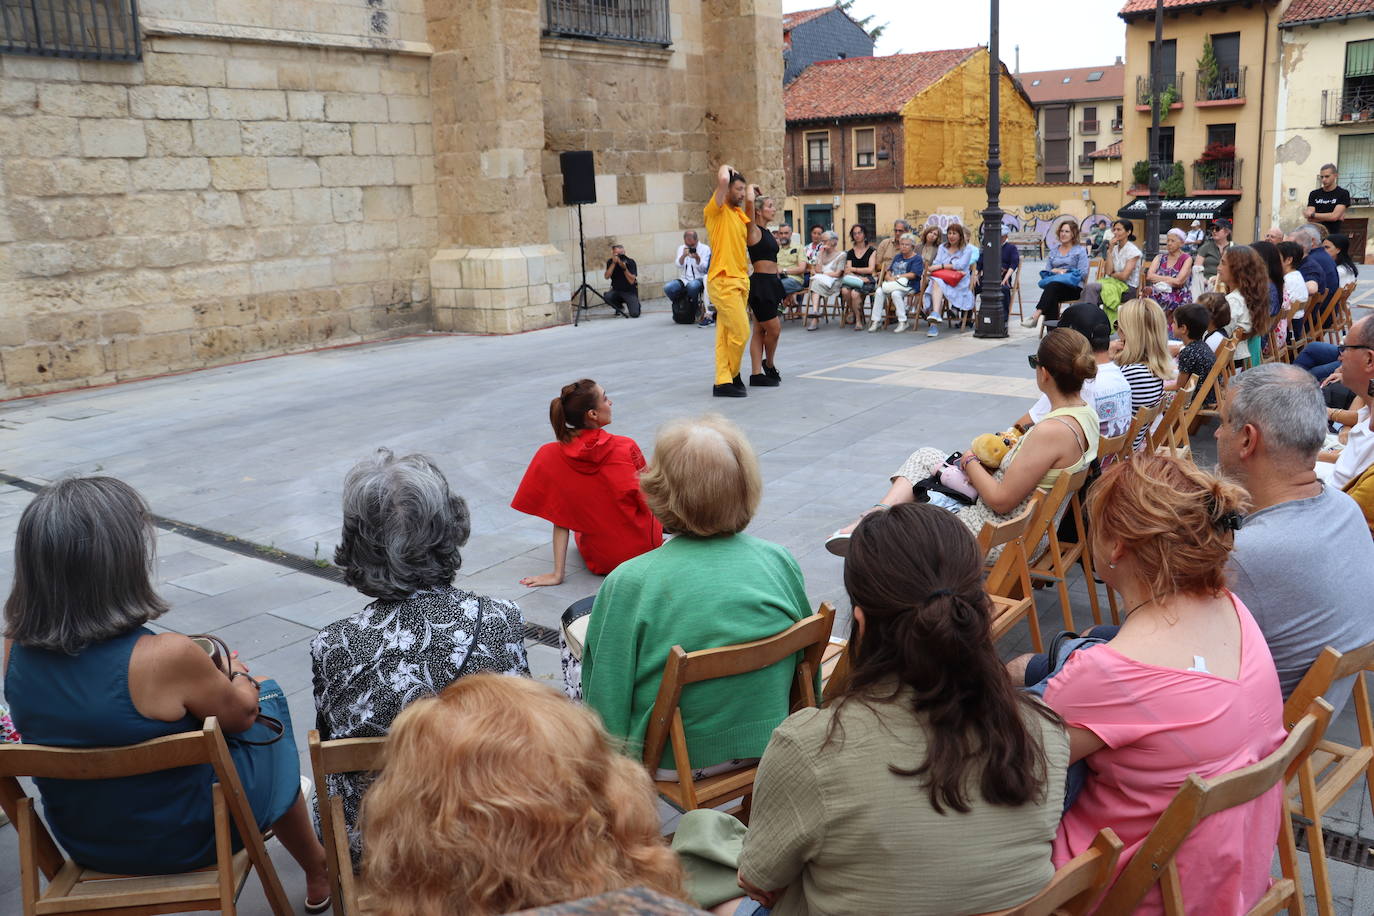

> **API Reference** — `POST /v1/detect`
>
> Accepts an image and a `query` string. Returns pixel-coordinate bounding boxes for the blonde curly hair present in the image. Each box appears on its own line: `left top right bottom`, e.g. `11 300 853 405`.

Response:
360 675 688 915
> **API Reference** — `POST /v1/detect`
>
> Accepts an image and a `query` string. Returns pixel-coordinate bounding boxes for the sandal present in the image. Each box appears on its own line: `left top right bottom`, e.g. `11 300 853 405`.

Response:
824 530 852 557
305 896 332 915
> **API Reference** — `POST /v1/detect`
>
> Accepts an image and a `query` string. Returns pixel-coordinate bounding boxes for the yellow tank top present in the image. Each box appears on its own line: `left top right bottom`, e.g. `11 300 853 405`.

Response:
1004 404 1100 491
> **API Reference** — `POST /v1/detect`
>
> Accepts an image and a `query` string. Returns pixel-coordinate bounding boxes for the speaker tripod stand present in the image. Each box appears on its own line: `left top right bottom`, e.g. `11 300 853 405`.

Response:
571 202 627 326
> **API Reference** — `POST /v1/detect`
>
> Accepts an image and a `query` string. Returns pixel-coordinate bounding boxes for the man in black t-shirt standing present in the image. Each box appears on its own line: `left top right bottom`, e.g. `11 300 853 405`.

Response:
1305 163 1351 235
603 244 640 318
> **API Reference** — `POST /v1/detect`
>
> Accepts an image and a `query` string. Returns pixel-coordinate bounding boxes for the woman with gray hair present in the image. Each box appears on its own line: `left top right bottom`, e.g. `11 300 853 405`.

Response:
803 230 845 331
4 477 331 909
311 449 530 862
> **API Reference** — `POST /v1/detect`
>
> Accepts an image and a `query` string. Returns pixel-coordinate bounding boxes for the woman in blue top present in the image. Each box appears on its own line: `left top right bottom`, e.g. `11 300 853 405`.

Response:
923 223 975 338
3 477 331 911
1022 219 1090 329
869 232 923 333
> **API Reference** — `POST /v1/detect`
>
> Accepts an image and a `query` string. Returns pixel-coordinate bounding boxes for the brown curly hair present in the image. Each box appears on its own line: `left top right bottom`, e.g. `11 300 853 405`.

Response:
360 675 688 915
1086 453 1250 601
1221 245 1273 340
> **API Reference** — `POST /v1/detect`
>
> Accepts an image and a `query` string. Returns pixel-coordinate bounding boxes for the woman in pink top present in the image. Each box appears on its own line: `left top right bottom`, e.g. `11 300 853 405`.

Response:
1043 454 1285 915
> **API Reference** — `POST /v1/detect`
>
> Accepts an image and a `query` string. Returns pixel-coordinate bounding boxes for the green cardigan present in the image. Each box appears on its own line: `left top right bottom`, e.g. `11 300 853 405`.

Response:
582 533 812 770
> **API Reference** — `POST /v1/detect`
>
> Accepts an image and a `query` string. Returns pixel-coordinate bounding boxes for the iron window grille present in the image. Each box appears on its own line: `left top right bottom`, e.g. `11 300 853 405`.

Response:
543 0 670 47
1 0 141 60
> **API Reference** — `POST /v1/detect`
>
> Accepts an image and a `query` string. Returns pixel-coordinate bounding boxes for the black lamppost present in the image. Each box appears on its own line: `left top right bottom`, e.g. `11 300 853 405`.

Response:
1144 0 1164 262
974 0 1006 338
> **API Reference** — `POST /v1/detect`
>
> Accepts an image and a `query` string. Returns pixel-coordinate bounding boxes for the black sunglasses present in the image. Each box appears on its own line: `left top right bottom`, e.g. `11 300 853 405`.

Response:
1027 354 1039 370
1337 344 1374 355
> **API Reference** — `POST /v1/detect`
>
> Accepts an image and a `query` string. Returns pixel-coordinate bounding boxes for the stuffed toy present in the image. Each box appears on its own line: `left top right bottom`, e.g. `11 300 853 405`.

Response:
935 428 1023 501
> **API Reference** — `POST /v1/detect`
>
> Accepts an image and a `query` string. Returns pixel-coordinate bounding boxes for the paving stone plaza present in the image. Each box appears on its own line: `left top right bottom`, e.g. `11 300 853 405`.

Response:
3 287 1374 914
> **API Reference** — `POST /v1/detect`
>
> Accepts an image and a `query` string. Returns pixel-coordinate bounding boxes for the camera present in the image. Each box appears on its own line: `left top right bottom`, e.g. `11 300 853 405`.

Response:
688 246 697 254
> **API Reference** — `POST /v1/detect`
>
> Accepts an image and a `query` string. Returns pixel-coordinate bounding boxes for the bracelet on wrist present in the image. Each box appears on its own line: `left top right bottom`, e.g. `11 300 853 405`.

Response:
230 670 261 691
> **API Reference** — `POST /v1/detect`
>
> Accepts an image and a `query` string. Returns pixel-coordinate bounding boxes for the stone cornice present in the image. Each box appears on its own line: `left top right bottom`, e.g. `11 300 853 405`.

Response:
141 17 434 56
539 35 672 65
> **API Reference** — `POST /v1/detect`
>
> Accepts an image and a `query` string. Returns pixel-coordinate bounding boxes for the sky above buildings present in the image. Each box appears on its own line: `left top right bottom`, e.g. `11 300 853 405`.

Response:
782 0 1128 73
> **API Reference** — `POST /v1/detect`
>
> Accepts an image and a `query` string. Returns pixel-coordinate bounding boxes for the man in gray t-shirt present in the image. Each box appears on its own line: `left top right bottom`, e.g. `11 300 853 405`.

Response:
1217 365 1374 714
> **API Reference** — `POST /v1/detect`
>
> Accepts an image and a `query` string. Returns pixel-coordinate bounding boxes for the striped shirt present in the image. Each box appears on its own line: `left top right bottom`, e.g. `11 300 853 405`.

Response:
1119 362 1165 449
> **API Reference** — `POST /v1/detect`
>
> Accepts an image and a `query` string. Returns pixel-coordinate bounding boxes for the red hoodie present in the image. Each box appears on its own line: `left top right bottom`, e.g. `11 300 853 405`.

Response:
511 428 663 575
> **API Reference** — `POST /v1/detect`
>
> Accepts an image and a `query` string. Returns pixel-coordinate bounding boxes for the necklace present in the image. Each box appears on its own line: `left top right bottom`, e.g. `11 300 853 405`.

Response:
1123 595 1162 619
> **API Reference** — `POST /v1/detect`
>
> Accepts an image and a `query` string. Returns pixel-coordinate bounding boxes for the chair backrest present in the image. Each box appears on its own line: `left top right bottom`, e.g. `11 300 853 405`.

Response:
976 498 1036 556
1177 338 1236 434
1096 430 1130 466
642 603 835 773
1095 698 1334 914
1122 400 1164 453
1149 381 1194 454
1283 642 1374 730
977 828 1124 916
1086 257 1104 284
309 733 388 916
0 717 291 916
986 477 1069 598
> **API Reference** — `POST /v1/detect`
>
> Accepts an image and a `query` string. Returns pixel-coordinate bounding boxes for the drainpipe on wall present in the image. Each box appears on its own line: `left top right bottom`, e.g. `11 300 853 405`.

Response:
1254 4 1270 241
837 118 847 237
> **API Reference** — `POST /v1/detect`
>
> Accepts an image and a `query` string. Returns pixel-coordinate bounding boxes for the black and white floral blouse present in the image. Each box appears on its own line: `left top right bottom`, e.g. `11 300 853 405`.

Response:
310 584 530 861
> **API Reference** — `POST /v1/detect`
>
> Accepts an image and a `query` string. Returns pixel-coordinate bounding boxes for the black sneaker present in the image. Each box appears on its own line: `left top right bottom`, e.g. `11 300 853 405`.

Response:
713 382 747 397
732 374 747 392
763 362 781 381
749 373 779 387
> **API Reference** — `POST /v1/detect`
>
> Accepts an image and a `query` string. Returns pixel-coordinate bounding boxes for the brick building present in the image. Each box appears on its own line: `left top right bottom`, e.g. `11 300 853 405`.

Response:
782 5 874 85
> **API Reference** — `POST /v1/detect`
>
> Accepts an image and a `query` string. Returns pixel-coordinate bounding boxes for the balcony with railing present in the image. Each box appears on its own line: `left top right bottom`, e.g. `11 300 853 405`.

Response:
1135 73 1184 110
543 0 671 46
1078 154 1095 167
1191 158 1242 193
1080 119 1099 135
1110 118 1123 132
1321 87 1374 126
797 164 834 191
1195 67 1246 105
0 0 141 60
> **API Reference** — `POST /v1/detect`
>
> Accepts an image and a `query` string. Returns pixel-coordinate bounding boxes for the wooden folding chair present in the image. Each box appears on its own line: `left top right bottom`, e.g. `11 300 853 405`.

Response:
1320 285 1355 346
977 828 1123 916
820 637 851 702
1121 400 1163 455
978 499 1042 652
1010 262 1024 320
1094 699 1334 915
1153 339 1235 459
1282 642 1374 916
0 718 292 916
1184 336 1238 435
1029 467 1101 632
307 733 388 916
1295 288 1340 357
643 603 835 818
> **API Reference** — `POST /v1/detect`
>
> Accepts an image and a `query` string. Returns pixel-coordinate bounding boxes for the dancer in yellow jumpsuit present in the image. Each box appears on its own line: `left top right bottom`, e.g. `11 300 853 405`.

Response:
704 164 752 397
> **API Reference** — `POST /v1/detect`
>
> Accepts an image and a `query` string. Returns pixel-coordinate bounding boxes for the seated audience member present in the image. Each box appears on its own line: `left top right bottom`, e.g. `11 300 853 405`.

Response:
917 225 943 274
1166 303 1217 405
1016 304 1133 438
1082 219 1142 326
1325 231 1361 288
999 227 1022 322
828 329 1100 556
1112 298 1173 448
870 218 911 291
1143 229 1195 317
803 231 844 332
730 505 1067 916
604 244 641 319
361 675 688 915
1197 218 1232 282
840 224 877 331
774 224 806 299
666 230 711 322
1196 291 1232 352
1294 224 1340 330
581 415 811 775
802 224 824 263
1295 341 1342 385
1316 317 1374 488
1020 219 1088 331
1276 240 1309 349
1217 364 1374 712
924 222 976 337
313 450 530 860
4 478 329 907
1221 245 1273 367
869 232 922 333
1185 219 1206 252
1038 455 1285 913
513 379 662 586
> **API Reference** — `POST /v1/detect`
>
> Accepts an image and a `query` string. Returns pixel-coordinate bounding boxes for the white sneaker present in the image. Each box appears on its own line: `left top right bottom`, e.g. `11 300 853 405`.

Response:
894 321 908 333
927 323 939 337
1020 314 1038 328
867 321 881 332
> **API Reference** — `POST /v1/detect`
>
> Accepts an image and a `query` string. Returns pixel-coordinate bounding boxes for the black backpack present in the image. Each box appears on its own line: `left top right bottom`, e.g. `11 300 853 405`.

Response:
671 292 698 325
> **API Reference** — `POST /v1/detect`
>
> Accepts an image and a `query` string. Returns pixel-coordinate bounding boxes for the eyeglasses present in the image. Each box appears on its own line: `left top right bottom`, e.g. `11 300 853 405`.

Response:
1027 354 1040 370
1337 344 1374 355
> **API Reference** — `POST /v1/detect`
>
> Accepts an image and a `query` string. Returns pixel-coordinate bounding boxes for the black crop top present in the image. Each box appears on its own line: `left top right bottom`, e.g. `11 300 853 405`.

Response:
846 246 874 269
747 228 779 263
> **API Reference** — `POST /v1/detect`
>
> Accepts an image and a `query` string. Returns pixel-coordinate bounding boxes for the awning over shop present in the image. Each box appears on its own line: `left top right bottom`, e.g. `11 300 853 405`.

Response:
1116 197 1236 222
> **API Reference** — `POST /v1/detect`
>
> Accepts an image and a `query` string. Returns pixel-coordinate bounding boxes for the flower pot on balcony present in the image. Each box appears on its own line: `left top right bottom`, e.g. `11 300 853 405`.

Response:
1343 112 1354 122
1217 176 1232 190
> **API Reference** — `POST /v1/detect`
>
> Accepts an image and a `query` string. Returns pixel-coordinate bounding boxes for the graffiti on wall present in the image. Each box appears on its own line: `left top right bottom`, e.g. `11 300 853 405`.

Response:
916 206 1112 246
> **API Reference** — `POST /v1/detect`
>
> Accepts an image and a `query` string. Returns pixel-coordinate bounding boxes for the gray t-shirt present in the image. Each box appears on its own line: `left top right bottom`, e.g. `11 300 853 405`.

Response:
1228 485 1374 715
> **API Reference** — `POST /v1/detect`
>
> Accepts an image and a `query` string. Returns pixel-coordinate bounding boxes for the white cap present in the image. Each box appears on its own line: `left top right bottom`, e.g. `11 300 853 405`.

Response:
1190 219 1201 227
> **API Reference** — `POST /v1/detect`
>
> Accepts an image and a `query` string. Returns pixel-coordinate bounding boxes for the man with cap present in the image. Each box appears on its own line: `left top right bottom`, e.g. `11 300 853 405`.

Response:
1196 218 1232 282
1184 219 1205 253
1014 303 1133 438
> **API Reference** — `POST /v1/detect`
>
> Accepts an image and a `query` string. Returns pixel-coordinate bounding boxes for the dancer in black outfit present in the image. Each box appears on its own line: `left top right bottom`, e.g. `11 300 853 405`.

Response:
746 191 784 387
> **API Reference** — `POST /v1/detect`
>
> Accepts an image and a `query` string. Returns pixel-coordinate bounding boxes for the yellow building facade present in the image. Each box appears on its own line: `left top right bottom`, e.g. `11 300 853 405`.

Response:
1120 0 1279 240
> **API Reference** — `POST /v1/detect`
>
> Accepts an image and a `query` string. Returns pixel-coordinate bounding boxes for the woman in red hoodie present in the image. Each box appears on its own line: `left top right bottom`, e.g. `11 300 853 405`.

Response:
512 379 663 586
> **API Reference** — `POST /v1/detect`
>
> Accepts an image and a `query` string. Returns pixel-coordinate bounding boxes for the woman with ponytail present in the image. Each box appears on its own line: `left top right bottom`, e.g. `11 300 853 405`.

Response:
1026 454 1285 914
512 380 662 586
732 504 1068 915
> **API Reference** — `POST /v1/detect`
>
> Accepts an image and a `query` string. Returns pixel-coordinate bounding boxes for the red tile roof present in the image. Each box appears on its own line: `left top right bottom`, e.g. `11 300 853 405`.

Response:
1280 0 1374 25
1088 140 1122 159
1119 0 1241 18
783 5 835 31
785 48 982 122
1018 64 1125 104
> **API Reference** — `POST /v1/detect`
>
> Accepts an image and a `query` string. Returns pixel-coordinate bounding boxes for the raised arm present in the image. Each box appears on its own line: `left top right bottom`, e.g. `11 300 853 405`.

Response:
713 163 734 208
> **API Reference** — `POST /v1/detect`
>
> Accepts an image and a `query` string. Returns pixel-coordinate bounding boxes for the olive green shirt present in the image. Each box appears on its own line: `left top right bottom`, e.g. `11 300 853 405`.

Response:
739 691 1069 916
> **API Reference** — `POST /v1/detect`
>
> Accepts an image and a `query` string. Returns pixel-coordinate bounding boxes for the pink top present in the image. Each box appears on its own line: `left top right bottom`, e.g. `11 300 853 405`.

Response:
1044 592 1285 915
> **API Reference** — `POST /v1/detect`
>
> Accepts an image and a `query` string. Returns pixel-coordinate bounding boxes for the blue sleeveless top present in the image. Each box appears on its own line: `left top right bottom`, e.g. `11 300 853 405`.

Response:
6 627 296 874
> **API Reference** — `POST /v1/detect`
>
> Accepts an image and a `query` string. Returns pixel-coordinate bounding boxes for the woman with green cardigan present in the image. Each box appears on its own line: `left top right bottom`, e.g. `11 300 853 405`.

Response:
580 414 812 775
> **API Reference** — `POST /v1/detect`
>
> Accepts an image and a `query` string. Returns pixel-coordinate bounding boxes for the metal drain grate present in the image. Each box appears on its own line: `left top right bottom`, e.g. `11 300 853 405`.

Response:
1 471 565 649
1294 821 1374 869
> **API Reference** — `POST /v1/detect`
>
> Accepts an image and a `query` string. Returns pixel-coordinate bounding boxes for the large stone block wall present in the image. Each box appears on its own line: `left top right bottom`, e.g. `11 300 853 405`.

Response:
0 35 437 396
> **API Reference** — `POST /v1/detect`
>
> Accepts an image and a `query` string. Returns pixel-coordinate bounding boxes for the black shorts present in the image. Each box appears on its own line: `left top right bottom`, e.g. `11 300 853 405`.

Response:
748 273 785 322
